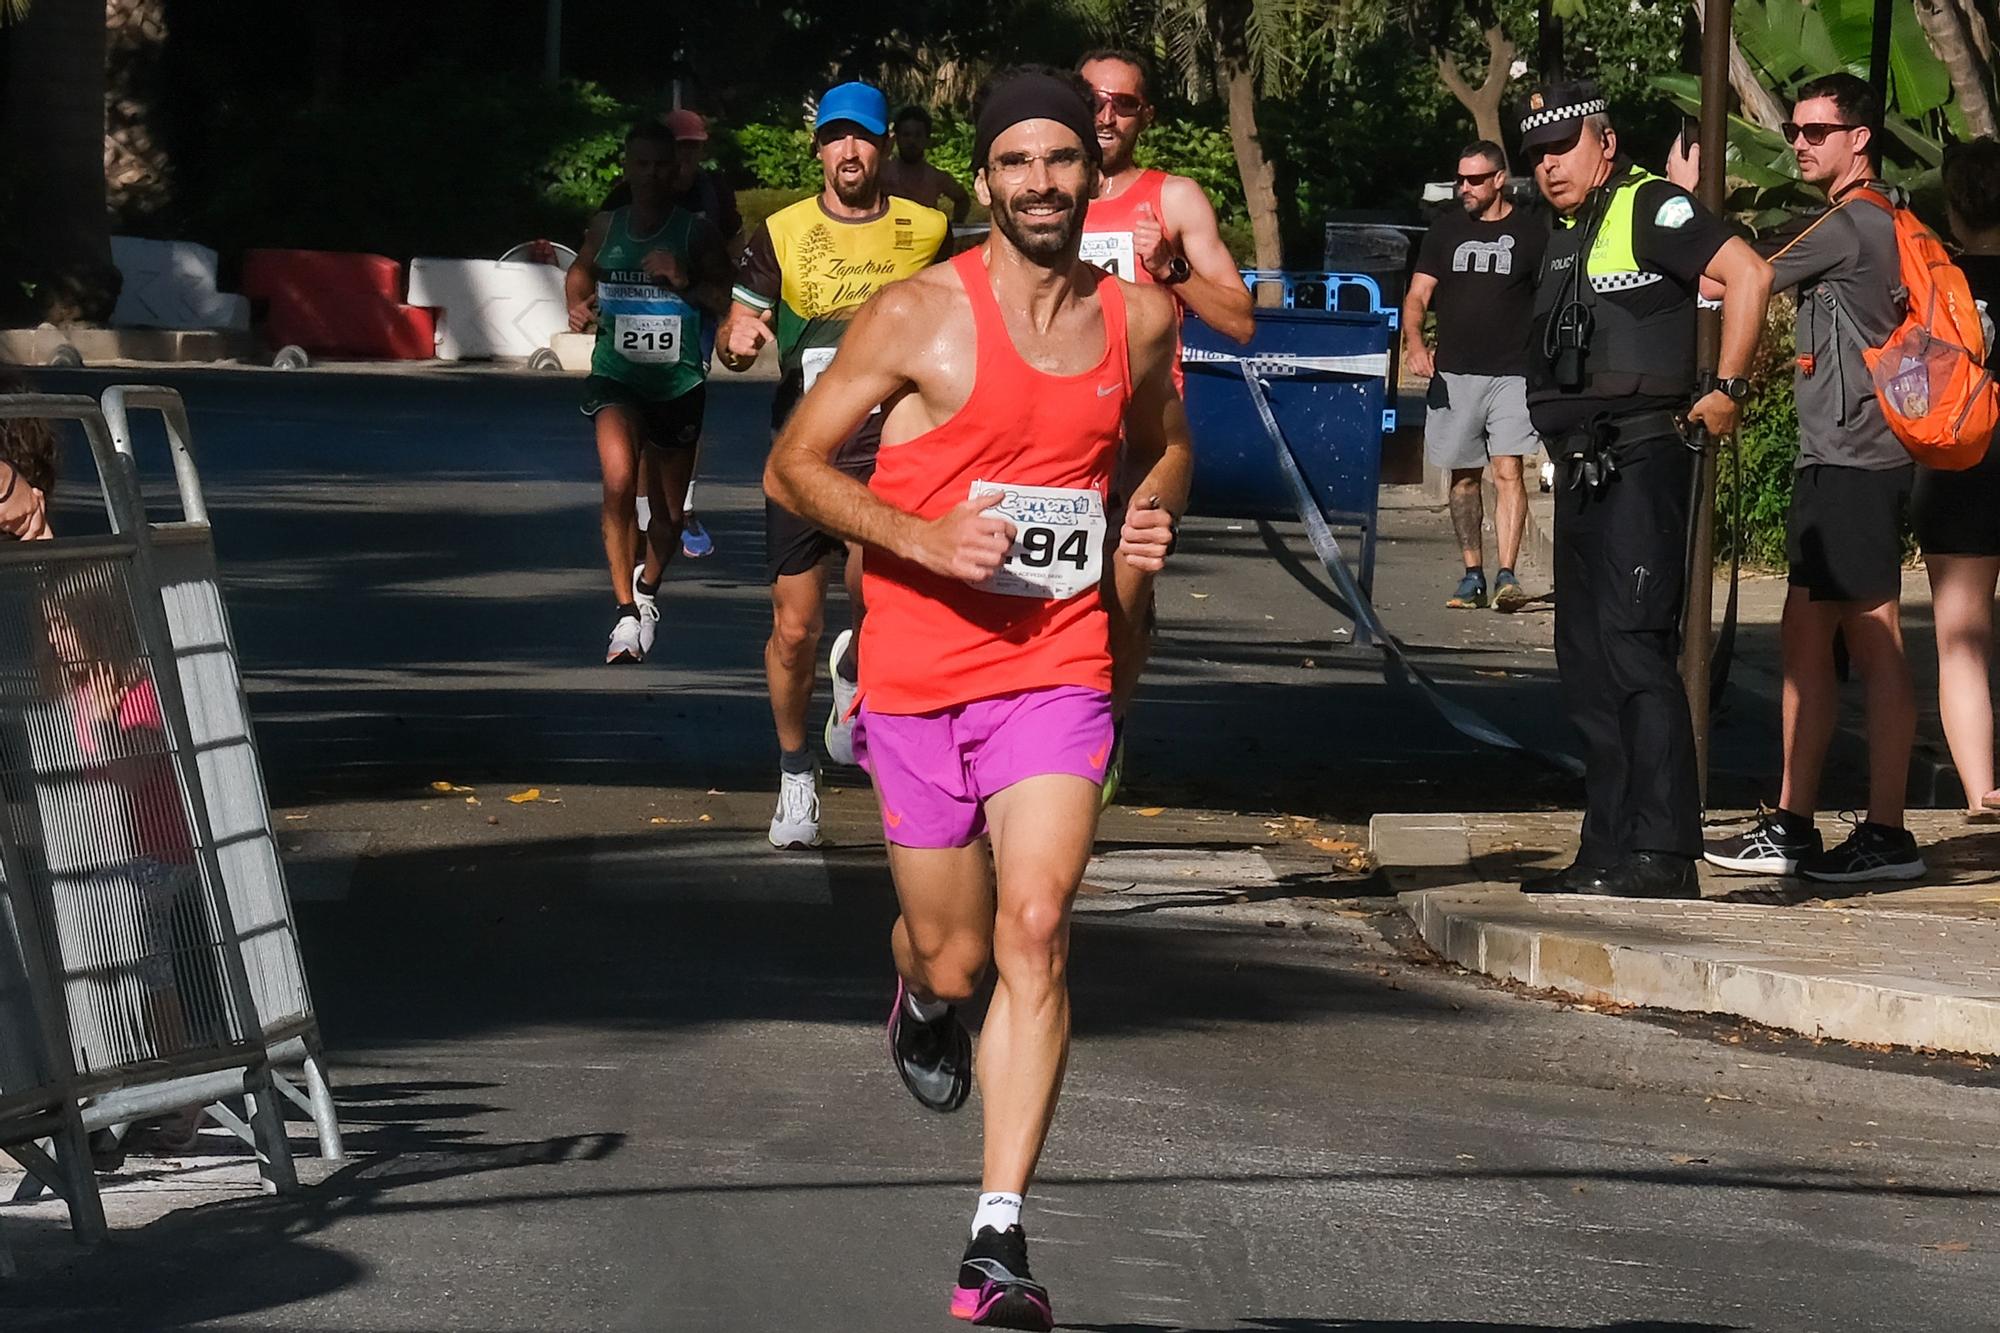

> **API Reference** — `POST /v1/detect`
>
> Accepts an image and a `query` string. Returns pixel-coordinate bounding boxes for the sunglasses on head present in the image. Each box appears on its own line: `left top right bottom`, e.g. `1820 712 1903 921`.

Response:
1781 120 1857 146
1090 89 1146 118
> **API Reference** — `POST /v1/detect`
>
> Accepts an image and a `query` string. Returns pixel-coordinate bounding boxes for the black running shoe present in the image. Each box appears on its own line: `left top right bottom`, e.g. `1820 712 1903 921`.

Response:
887 978 972 1113
951 1225 1053 1330
1705 807 1822 875
1800 818 1925 884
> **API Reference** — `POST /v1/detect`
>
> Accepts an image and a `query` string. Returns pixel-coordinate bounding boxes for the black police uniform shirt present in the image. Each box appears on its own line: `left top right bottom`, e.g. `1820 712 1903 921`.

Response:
1414 205 1550 378
1528 174 1732 435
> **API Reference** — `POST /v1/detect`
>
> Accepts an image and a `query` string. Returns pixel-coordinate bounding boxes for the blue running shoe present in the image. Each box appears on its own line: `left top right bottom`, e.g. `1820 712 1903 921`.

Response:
681 516 715 559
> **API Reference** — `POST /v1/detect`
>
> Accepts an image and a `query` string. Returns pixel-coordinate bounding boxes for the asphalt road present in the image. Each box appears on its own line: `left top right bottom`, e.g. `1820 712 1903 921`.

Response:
2 367 1990 1331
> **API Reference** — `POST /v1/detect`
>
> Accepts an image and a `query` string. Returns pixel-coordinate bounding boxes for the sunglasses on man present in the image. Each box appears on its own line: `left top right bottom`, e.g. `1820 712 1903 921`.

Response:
1456 168 1504 187
1091 89 1146 119
1781 121 1858 147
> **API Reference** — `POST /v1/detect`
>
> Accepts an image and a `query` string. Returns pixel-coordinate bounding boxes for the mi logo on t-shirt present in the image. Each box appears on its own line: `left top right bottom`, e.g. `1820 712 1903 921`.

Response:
1451 234 1517 275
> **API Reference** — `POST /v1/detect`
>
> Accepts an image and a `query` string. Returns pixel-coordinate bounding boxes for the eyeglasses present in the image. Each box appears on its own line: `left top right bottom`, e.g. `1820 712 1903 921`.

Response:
1090 89 1146 118
1456 169 1503 186
1781 121 1858 146
987 148 1090 183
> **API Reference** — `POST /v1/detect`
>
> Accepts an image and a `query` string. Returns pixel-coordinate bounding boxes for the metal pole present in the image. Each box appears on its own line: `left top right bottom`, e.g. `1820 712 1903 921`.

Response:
1680 0 1734 800
1869 0 1893 105
543 0 563 86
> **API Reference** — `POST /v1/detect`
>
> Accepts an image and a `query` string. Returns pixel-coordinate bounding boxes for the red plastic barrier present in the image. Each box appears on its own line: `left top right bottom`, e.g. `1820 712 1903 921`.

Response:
241 249 435 360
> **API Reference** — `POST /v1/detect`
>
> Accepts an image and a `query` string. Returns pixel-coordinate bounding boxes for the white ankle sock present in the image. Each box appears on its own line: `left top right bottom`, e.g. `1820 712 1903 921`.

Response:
904 988 949 1023
972 1191 1023 1236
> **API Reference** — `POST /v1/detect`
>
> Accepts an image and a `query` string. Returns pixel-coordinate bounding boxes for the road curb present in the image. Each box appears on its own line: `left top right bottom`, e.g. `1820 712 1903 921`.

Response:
1372 812 2000 1056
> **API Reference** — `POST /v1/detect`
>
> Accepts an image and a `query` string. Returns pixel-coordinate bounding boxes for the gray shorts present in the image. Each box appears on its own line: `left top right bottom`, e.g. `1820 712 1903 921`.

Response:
1423 372 1542 471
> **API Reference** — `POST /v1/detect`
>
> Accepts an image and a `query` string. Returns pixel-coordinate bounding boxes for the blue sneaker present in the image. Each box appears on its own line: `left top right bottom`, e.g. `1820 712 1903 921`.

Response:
1445 571 1487 610
681 516 715 559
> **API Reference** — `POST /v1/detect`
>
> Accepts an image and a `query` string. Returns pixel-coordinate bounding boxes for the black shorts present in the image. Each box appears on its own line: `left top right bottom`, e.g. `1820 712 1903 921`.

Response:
1912 447 2000 557
766 456 875 582
580 376 705 451
1786 462 1913 603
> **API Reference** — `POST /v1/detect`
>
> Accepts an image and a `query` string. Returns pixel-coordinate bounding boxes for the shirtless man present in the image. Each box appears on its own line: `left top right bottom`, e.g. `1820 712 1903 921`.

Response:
881 104 972 226
765 66 1190 1331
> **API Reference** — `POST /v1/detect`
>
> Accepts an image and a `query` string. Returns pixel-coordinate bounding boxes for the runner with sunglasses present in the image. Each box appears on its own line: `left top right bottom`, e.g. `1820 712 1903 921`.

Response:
1073 48 1253 800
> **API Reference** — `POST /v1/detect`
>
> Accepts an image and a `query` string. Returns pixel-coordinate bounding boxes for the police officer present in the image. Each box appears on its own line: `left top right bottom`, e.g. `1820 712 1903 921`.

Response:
1517 81 1772 899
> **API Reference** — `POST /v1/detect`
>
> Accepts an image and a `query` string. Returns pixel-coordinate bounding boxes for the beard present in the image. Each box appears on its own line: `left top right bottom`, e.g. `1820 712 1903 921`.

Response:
831 165 876 208
991 185 1084 265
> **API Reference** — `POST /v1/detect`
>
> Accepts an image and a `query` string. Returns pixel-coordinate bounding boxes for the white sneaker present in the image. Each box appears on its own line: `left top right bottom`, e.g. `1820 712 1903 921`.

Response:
824 628 859 766
631 565 659 657
606 612 645 664
768 766 822 849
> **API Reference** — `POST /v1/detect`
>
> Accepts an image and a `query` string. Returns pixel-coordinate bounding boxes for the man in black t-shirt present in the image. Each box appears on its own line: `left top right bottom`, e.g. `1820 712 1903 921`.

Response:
1405 140 1549 612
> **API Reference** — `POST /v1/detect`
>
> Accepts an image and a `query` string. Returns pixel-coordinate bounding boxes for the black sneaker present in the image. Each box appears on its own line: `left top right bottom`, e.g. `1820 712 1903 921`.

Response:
1799 819 1926 884
1704 807 1822 875
887 978 972 1113
951 1225 1053 1330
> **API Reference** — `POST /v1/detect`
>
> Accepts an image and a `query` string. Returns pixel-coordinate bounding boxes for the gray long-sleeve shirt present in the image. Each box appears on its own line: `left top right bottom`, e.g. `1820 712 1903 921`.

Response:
1765 182 1908 471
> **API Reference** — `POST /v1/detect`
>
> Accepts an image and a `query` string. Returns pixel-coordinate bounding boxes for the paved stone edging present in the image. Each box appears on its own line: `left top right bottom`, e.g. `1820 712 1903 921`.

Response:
1398 888 2000 1056
1374 812 2000 1056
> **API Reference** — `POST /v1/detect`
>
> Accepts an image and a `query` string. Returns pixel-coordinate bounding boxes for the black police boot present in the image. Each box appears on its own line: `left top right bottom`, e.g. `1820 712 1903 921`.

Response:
1599 851 1700 900
1521 862 1613 895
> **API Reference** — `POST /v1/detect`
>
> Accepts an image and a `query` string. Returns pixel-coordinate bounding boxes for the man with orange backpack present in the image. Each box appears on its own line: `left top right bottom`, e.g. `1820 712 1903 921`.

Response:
1704 73 1939 883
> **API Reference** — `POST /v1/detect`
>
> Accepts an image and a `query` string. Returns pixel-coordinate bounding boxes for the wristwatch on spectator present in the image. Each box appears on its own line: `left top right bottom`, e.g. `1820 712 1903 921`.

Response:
1717 375 1751 402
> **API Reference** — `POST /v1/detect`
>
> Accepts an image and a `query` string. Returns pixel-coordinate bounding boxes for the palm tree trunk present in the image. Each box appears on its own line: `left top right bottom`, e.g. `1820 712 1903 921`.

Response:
1915 0 1999 139
1 1 116 323
1210 0 1284 270
105 0 173 227
1690 0 1788 132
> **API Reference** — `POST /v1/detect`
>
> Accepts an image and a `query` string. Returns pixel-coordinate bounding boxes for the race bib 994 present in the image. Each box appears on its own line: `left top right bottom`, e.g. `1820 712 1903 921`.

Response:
973 480 1106 601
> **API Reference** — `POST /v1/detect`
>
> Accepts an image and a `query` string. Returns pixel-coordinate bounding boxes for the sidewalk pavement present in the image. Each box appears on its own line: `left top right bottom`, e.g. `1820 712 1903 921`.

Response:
1378 808 2000 1057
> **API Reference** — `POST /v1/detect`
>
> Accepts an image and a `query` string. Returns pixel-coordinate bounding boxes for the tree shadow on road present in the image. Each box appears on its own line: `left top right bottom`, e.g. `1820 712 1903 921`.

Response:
1070 1321 1738 1332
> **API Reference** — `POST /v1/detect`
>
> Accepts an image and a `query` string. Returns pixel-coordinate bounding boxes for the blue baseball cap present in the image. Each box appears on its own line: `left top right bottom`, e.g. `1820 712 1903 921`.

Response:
815 82 890 137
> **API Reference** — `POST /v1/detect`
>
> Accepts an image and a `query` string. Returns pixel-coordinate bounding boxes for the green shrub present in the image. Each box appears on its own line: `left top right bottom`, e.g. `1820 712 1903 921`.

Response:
730 121 820 193
736 187 816 239
1715 302 1799 569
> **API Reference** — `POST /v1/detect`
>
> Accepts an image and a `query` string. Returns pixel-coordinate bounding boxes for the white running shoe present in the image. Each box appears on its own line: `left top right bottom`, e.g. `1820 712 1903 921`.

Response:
606 611 645 664
825 628 859 766
631 565 659 658
769 766 822 849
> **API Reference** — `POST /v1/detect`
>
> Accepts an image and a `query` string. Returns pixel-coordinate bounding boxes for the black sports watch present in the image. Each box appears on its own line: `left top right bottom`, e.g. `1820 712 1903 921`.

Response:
1159 255 1192 286
1714 375 1752 402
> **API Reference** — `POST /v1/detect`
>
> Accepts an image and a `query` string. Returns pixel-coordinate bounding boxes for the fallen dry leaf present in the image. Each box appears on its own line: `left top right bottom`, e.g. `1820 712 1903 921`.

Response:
464 796 480 807
431 781 474 794
697 814 713 823
1922 1240 1972 1253
1474 669 1509 678
506 788 542 804
1309 836 1361 854
1669 1154 1709 1166
283 814 309 821
1189 592 1210 600
648 817 670 825
1135 807 1165 817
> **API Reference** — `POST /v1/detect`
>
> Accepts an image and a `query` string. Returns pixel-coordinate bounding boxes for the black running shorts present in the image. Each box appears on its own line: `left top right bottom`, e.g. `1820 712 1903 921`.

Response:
580 376 705 451
1786 461 1913 603
766 455 876 582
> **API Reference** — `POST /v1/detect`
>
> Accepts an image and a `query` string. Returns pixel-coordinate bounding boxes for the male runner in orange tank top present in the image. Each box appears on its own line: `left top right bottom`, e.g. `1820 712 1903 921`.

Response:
766 67 1191 1332
1078 49 1253 795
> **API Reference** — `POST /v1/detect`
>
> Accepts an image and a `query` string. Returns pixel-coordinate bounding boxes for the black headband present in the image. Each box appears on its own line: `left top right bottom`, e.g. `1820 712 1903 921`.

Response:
973 73 1101 175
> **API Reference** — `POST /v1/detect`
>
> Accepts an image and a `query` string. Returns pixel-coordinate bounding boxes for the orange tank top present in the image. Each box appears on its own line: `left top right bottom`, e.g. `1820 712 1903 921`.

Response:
1082 169 1184 392
860 249 1132 715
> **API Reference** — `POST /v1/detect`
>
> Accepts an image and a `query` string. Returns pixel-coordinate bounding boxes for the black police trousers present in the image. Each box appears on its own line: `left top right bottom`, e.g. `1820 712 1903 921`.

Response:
1553 429 1701 864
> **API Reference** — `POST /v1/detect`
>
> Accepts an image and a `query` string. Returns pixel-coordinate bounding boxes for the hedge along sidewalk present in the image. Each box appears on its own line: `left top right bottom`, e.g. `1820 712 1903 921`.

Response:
1377 808 2000 1057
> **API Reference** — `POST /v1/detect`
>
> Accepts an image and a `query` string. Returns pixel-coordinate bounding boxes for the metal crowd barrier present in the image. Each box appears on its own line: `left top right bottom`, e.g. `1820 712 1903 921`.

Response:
0 389 340 1246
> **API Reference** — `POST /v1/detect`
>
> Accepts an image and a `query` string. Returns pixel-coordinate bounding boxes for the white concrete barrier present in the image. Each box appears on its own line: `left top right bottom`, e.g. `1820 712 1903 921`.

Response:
110 237 251 331
407 258 571 361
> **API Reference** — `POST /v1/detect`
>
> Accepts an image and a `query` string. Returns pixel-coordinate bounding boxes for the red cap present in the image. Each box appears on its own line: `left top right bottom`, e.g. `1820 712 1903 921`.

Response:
663 109 708 142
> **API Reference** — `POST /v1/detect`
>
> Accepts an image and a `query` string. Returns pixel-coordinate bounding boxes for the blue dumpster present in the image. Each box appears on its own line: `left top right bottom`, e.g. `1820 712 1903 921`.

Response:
1180 273 1397 609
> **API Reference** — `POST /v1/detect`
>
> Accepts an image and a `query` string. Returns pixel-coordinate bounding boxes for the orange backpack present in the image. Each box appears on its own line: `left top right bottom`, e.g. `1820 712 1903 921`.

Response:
1844 189 1997 470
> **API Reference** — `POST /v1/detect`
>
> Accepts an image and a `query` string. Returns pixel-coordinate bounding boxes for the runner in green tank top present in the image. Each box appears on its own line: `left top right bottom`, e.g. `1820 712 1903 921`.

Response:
566 121 731 664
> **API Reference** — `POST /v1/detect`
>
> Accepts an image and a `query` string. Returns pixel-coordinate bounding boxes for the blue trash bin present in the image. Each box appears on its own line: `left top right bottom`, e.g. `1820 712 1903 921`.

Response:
1180 294 1395 622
